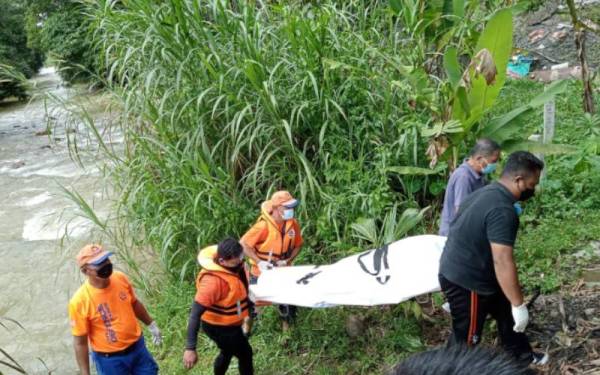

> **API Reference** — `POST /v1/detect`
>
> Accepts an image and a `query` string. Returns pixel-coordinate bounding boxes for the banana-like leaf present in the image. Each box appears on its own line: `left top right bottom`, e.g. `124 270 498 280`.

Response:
502 140 578 155
452 9 513 129
482 80 568 141
443 47 461 89
385 165 446 175
393 207 430 240
350 218 379 245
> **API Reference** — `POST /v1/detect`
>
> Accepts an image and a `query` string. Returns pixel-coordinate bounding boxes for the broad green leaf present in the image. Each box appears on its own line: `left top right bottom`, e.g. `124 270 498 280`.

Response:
455 86 470 116
443 47 461 89
528 80 568 107
502 140 578 155
481 106 531 140
385 166 446 175
482 80 568 140
452 9 513 126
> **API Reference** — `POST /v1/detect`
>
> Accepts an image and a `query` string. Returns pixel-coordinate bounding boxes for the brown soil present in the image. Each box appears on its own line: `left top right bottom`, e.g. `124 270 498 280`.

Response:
419 282 600 374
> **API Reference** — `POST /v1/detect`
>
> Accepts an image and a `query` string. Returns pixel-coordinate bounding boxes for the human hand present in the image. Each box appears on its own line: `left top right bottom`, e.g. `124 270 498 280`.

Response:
148 321 162 345
258 260 273 271
511 303 529 332
183 349 198 369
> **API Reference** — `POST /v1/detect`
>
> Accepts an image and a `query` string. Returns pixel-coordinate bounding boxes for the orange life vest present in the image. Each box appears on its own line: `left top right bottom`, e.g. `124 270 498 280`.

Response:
251 205 299 264
197 246 249 326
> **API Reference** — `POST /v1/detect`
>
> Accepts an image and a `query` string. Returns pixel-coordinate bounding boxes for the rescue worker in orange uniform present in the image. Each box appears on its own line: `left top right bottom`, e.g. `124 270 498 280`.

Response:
68 244 161 375
240 190 303 330
182 238 253 375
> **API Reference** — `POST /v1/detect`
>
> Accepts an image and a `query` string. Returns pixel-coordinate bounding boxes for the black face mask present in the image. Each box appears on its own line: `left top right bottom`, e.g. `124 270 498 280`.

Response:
520 188 535 201
96 263 113 279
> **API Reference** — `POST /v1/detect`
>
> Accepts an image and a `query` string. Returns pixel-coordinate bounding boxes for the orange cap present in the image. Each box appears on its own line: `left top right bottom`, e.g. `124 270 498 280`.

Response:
269 190 299 208
76 244 113 267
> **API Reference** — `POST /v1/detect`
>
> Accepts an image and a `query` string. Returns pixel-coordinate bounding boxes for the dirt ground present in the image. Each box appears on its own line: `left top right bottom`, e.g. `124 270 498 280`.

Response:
514 0 600 70
420 280 600 374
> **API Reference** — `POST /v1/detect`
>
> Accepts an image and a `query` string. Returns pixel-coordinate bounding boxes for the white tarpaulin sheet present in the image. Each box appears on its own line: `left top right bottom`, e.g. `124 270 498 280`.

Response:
249 235 446 308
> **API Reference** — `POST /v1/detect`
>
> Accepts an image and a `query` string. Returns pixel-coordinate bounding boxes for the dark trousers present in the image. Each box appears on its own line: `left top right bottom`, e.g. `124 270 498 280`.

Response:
278 304 297 323
202 322 253 375
439 274 533 364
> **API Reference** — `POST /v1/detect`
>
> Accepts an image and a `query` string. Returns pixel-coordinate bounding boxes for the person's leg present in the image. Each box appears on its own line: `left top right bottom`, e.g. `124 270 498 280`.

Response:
438 275 487 347
202 322 234 375
130 337 159 375
287 305 297 322
228 326 254 375
489 291 533 364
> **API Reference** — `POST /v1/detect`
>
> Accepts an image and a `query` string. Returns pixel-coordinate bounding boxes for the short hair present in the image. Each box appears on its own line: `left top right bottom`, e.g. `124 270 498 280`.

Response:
390 345 535 375
217 237 242 260
501 151 544 178
469 138 501 158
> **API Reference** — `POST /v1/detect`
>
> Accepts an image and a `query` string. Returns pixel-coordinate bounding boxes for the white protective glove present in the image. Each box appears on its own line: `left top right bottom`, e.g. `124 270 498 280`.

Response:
148 321 162 345
275 260 288 267
511 303 529 333
257 260 273 271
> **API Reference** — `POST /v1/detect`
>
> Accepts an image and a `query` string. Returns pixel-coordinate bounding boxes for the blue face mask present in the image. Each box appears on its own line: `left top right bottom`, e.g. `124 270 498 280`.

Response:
282 208 294 220
482 162 497 174
513 202 523 216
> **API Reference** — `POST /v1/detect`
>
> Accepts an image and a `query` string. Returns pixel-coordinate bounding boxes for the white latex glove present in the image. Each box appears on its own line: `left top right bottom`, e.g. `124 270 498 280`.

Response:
258 260 273 271
148 321 162 345
511 303 529 333
442 302 451 314
275 260 288 267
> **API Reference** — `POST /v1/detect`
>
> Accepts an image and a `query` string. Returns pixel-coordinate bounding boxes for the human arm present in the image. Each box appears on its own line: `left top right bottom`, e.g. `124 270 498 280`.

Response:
490 243 524 306
491 242 529 332
183 302 206 369
132 299 162 344
73 335 90 375
184 275 227 369
240 222 268 264
487 205 528 331
240 239 261 264
452 178 474 214
132 300 153 325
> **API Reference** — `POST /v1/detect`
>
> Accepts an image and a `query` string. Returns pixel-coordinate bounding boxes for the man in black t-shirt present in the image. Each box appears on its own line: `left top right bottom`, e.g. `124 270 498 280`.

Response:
439 151 549 367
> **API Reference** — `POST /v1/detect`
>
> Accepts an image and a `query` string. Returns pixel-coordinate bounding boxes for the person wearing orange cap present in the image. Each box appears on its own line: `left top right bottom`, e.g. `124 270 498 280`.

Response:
183 238 253 374
240 190 303 331
68 244 161 375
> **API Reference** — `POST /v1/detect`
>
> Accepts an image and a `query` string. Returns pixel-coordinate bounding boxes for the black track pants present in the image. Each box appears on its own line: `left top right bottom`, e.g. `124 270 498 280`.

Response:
202 322 253 375
439 274 533 364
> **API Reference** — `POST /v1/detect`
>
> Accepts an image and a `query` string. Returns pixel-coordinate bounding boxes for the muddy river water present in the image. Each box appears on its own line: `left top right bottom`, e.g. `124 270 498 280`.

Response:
0 68 115 374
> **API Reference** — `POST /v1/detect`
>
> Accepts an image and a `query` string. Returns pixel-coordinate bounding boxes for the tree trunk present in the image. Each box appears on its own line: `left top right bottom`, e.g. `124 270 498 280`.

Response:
566 0 596 114
575 29 596 113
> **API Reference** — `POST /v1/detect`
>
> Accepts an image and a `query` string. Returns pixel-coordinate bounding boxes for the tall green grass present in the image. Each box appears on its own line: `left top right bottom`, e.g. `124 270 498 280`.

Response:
87 0 449 281
56 1 600 373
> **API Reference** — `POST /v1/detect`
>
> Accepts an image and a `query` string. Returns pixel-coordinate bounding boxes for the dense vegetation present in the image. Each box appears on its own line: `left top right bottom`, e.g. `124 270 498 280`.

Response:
0 0 100 101
27 0 99 82
0 0 592 373
69 1 599 372
0 0 43 100
87 0 534 280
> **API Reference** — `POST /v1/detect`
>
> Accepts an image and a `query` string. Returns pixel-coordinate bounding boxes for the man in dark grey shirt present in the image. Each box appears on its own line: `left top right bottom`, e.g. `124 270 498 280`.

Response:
439 151 548 367
439 139 501 236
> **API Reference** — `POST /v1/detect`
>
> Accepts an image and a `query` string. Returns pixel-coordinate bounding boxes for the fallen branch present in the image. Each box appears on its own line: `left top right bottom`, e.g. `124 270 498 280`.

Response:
558 294 570 334
527 287 542 309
